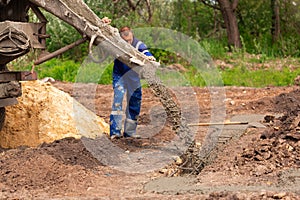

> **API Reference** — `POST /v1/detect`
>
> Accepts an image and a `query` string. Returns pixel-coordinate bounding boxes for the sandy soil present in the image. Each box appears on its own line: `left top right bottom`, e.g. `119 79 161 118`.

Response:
0 81 299 199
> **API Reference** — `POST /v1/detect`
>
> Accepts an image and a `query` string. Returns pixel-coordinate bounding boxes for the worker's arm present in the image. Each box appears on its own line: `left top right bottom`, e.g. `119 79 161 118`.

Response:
136 42 156 61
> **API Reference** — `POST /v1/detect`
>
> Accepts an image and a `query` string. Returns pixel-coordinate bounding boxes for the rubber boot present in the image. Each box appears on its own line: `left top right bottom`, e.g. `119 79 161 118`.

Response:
123 118 138 138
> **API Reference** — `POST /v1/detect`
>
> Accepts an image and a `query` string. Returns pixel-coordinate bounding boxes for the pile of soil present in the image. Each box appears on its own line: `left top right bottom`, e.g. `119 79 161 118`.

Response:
0 81 109 148
235 89 300 175
0 138 102 196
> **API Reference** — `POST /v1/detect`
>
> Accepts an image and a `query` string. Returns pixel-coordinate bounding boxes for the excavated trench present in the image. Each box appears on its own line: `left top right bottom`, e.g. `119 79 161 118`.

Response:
145 89 300 196
141 64 221 175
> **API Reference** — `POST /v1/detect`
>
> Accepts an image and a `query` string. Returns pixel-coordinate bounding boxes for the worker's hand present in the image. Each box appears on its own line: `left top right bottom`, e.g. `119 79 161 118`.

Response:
147 56 156 61
101 17 111 24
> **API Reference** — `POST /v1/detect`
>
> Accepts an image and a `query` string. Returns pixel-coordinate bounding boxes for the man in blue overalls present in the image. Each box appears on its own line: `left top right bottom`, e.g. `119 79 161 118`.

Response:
110 26 156 139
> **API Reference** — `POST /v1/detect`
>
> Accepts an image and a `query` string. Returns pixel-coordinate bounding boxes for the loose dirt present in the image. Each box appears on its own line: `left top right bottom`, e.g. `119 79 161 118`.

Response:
0 81 300 199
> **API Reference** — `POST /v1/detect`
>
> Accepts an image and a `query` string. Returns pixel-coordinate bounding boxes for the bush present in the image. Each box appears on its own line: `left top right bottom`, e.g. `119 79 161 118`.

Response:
36 59 80 82
35 58 113 84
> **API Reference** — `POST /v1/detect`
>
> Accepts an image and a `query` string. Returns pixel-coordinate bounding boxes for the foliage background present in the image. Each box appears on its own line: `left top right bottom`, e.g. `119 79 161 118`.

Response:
10 0 300 87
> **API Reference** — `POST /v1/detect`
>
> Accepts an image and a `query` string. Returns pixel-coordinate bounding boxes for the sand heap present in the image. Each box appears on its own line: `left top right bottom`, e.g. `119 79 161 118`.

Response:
0 81 109 148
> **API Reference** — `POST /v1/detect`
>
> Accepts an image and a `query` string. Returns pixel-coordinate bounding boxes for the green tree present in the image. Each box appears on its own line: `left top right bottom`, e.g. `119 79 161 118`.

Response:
237 0 300 56
172 0 216 39
42 0 300 60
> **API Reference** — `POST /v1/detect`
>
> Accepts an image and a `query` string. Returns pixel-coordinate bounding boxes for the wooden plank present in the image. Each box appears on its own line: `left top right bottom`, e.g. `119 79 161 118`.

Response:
188 121 248 126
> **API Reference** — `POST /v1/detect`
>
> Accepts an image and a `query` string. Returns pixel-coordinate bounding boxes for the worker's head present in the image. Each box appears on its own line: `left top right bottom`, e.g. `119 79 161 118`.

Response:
119 26 134 44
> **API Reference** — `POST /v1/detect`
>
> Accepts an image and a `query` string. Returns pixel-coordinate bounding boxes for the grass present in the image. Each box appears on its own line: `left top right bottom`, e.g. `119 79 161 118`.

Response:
8 52 300 88
220 66 299 87
216 54 300 87
181 65 300 88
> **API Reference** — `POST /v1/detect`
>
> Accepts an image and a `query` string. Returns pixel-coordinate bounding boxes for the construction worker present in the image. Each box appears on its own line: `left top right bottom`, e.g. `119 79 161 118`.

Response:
110 26 156 139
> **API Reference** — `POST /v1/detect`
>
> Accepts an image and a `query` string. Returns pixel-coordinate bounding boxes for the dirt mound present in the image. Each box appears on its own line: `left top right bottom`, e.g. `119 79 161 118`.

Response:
0 137 102 196
235 89 300 175
0 81 109 148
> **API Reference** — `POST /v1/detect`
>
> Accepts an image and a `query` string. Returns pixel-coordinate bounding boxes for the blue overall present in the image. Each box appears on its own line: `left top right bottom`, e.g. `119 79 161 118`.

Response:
110 37 153 137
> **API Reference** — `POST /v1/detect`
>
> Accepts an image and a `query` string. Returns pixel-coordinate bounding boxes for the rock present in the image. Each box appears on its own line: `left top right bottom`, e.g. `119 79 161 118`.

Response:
40 77 55 83
286 144 294 151
273 192 287 199
260 130 273 139
294 75 300 86
254 154 264 161
262 151 271 160
173 156 183 165
289 115 300 130
264 115 275 123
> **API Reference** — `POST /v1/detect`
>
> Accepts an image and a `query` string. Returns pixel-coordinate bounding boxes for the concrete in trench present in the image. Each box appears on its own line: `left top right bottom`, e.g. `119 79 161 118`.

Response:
143 114 300 195
144 170 300 195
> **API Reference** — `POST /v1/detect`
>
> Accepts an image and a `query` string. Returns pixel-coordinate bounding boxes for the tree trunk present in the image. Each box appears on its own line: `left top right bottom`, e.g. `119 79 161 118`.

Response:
217 0 242 49
126 0 152 23
271 0 280 43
